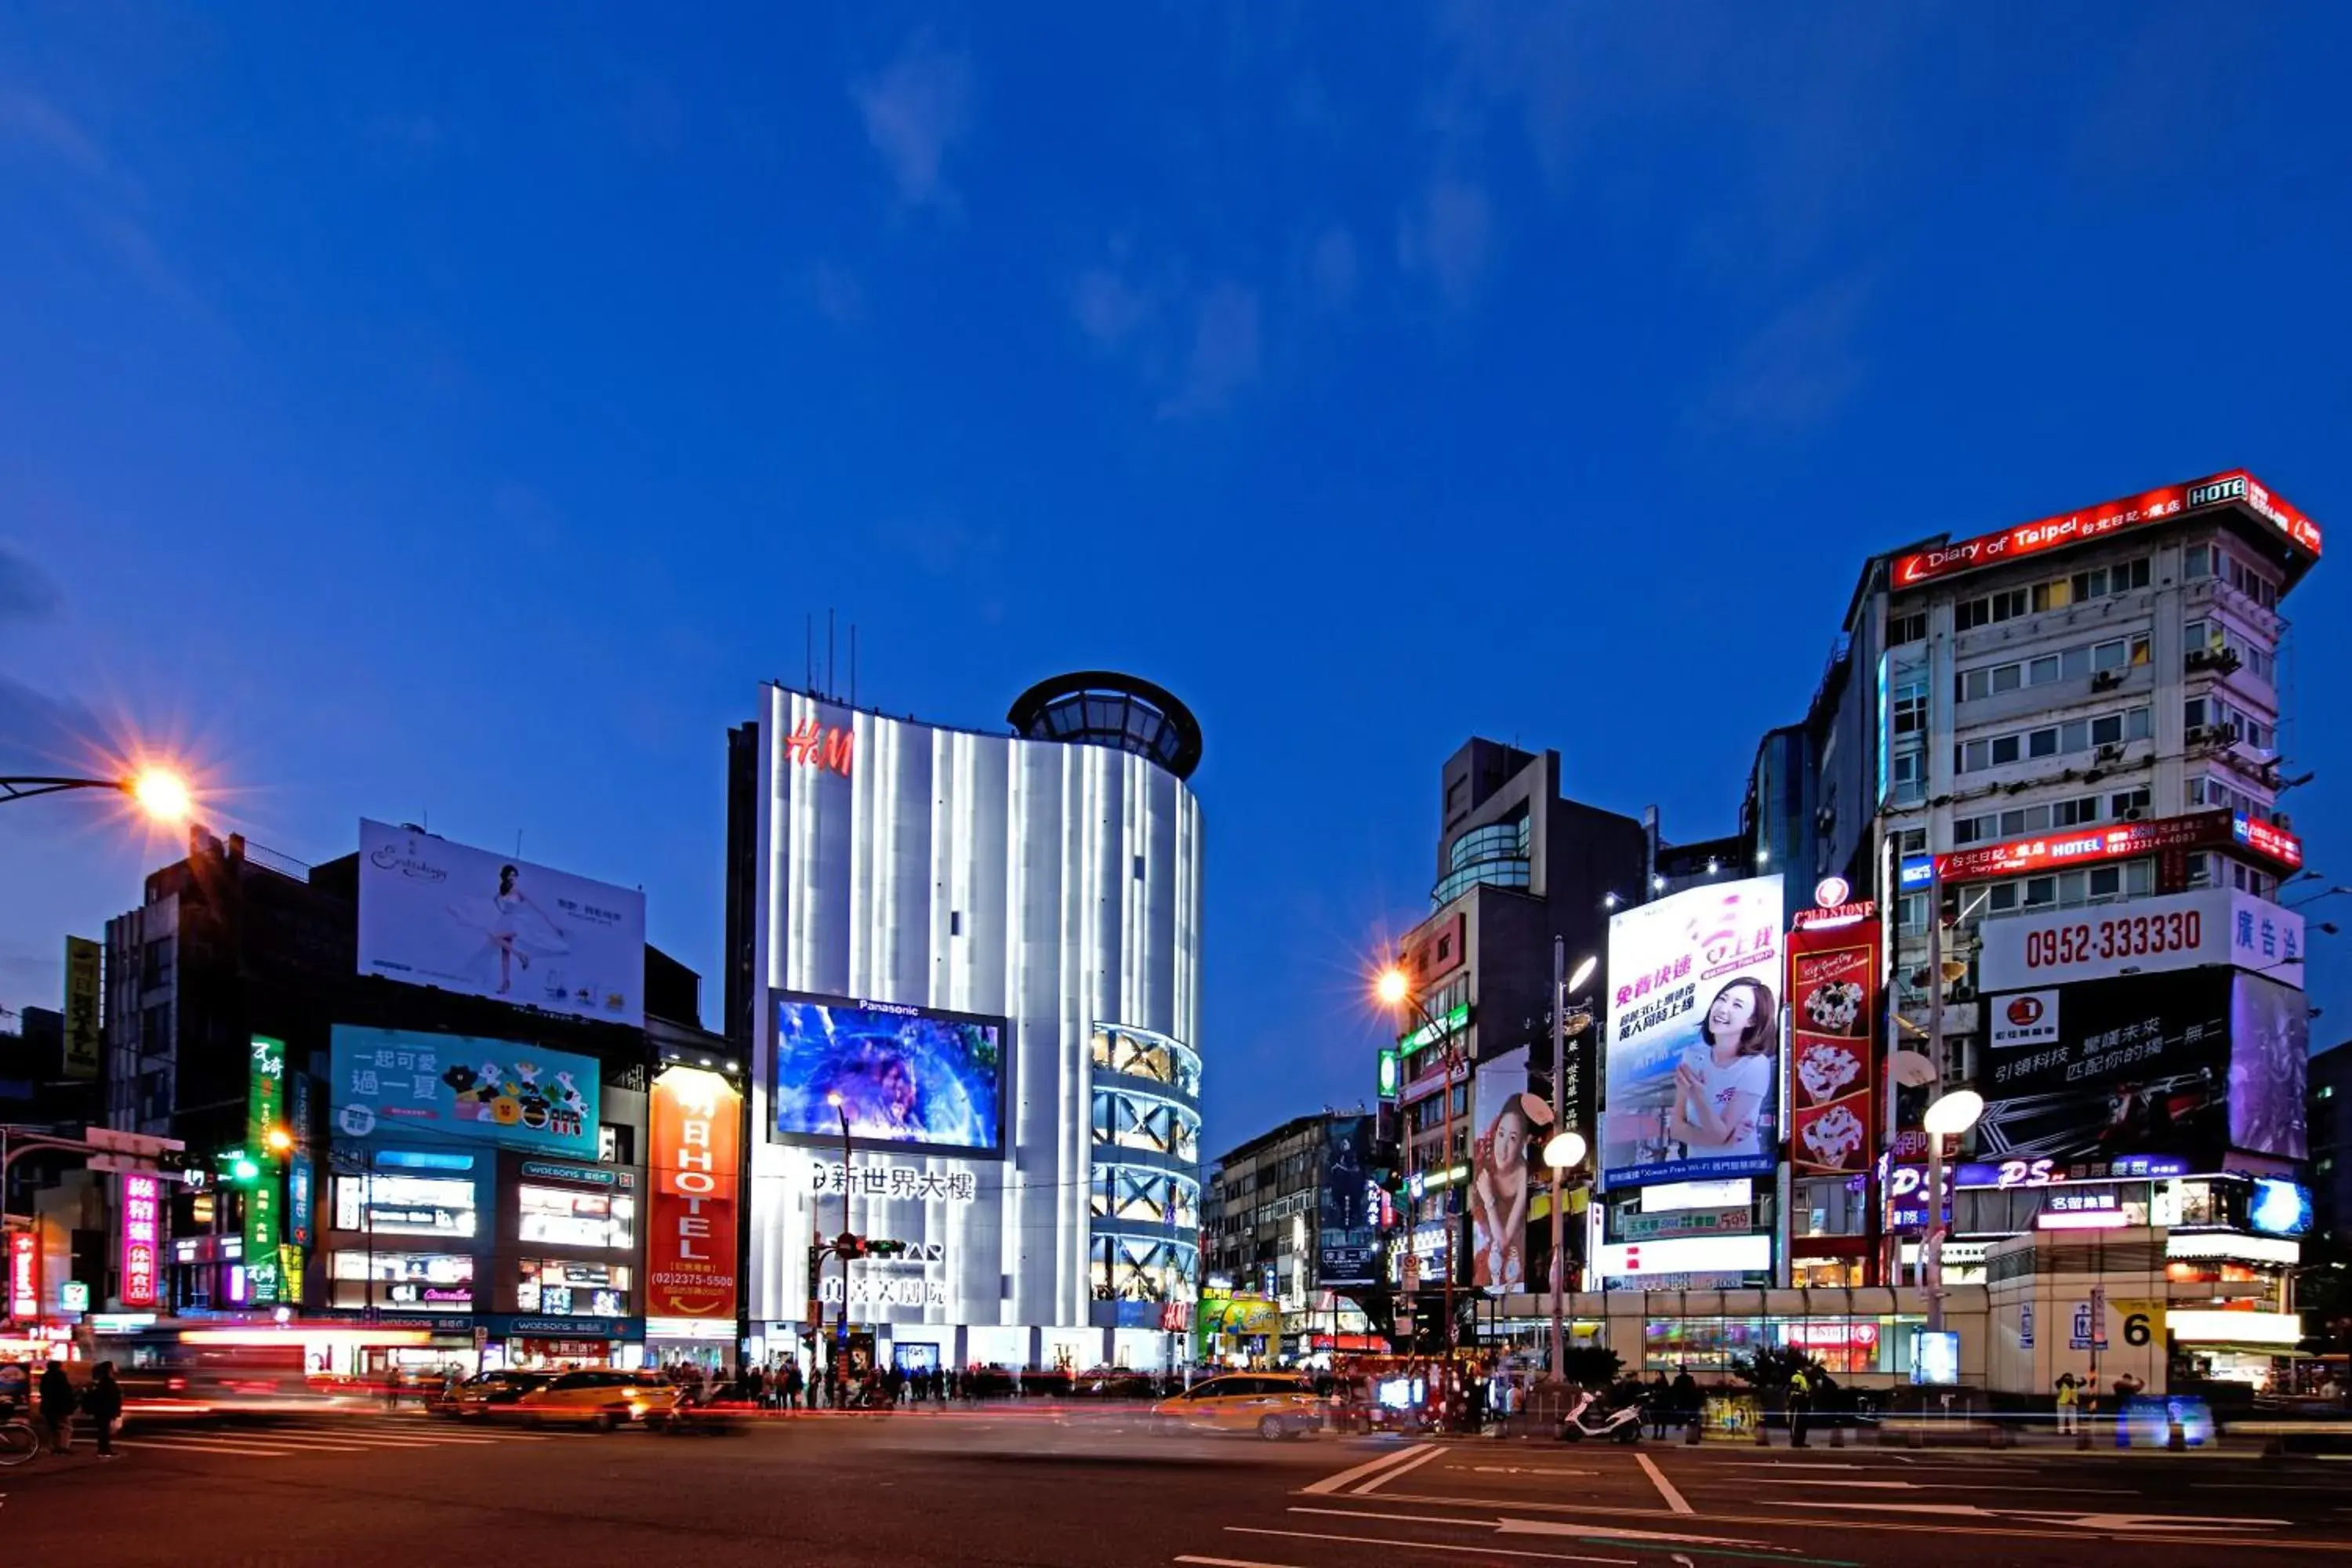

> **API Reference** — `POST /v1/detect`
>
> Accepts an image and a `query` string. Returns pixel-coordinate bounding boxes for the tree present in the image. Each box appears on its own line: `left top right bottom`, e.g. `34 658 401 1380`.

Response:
1559 1343 1623 1389
1730 1345 1819 1391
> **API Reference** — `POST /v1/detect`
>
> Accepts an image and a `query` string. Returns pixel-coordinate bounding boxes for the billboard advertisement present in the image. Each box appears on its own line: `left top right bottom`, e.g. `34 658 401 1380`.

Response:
1601 877 1784 1189
771 993 1005 1156
648 1067 742 1321
1316 1116 1378 1288
357 818 647 1027
1978 888 2304 993
1976 971 2233 1166
330 1025 602 1159
1468 1049 1533 1292
120 1173 162 1309
1788 916 1880 1178
2230 974 2307 1160
63 935 100 1080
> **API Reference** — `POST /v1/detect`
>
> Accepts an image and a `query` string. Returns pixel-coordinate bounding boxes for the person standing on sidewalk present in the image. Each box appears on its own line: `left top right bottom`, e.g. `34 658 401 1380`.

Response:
1786 1365 1813 1449
37 1361 76 1454
2054 1372 2082 1436
82 1363 123 1459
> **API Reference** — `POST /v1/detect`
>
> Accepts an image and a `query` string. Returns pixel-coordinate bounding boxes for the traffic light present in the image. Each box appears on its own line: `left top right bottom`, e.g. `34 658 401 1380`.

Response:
833 1232 867 1259
216 1149 263 1185
866 1239 908 1258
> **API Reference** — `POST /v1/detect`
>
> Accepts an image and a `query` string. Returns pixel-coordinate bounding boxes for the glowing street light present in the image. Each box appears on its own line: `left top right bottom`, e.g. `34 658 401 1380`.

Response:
130 766 194 823
1542 1131 1588 1172
263 1126 295 1155
1374 967 1410 1009
1921 1090 1986 1333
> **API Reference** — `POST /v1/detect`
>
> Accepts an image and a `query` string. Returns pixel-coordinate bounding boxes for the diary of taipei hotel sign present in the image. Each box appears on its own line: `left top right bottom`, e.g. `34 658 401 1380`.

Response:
1892 469 2323 589
648 1067 742 1321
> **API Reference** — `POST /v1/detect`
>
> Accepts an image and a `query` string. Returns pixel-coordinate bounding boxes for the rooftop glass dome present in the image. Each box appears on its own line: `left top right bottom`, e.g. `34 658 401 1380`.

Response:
1007 671 1203 782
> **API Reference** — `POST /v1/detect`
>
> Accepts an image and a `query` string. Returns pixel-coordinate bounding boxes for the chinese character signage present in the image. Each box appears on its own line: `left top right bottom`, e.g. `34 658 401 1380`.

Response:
1973 970 2277 1167
1978 888 2303 993
330 1025 601 1158
120 1173 163 1308
647 1066 741 1321
356 818 648 1027
1893 469 2321 590
63 935 100 1080
1788 913 1881 1177
1601 877 1785 1189
249 1034 285 1150
244 1176 281 1304
7 1229 39 1320
807 1160 979 1202
1316 1116 1379 1288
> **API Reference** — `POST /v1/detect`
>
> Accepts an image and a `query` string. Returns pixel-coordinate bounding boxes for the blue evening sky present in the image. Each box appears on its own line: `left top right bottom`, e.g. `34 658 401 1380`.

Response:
4 4 2349 1147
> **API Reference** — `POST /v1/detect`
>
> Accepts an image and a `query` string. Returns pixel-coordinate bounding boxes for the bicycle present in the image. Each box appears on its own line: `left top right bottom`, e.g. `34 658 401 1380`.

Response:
0 1416 40 1468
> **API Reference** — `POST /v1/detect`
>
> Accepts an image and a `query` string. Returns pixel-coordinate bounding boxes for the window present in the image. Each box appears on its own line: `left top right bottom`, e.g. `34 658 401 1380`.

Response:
2227 554 2279 609
332 1174 477 1238
1957 710 2147 772
517 1258 631 1318
1894 829 1927 855
1956 588 2030 630
1889 611 1927 646
1892 673 1929 735
328 1250 475 1312
597 1123 633 1165
518 1185 636 1249
2185 543 2216 579
2067 557 2151 604
1958 633 2147 702
2022 877 2057 909
2109 787 2150 819
1890 749 1924 805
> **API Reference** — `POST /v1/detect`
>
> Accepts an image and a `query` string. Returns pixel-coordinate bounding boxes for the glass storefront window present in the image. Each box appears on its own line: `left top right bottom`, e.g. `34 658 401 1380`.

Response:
517 1258 631 1318
1643 1316 1918 1375
517 1185 637 1249
328 1250 476 1312
332 1174 477 1239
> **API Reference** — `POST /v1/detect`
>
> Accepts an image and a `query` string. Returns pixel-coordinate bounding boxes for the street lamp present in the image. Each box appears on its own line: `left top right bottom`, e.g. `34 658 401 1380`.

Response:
1 763 194 822
1375 964 1465 1404
1544 943 1597 1385
826 1090 854 1379
1920 1089 1984 1334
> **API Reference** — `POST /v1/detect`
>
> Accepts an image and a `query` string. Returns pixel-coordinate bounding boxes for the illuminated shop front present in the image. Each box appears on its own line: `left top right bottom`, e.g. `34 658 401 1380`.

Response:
731 676 1205 1374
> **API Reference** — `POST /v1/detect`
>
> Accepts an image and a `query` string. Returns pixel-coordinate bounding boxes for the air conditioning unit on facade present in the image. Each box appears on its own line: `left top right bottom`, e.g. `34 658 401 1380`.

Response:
2186 648 2216 670
2186 724 2214 746
2122 808 2145 822
2095 743 2126 764
2274 812 2294 831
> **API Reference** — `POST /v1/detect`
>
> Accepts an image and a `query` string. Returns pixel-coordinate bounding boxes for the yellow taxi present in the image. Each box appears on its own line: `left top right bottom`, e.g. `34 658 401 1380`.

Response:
1151 1372 1324 1440
510 1369 666 1431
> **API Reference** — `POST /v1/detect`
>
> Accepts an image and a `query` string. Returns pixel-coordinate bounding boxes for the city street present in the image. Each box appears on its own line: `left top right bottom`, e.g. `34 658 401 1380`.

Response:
4 1407 2349 1566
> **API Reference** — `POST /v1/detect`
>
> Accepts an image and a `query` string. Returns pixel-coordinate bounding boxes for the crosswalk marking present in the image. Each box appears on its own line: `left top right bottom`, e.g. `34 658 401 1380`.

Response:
111 1422 579 1461
118 1438 307 1458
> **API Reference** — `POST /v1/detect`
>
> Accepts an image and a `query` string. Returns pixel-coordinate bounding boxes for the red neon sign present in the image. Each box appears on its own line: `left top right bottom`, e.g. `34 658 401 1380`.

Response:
1893 470 2322 590
121 1173 162 1309
5 1230 37 1321
1934 809 2303 884
783 717 854 776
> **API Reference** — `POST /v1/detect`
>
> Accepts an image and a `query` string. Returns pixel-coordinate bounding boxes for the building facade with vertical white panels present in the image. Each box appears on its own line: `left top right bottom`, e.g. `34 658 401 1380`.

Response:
739 677 1204 1372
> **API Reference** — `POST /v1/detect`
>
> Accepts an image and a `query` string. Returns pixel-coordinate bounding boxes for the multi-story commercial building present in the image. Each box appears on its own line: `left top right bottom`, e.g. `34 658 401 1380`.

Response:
2310 1040 2352 1248
1201 1112 1376 1362
1381 742 1646 1315
725 672 1206 1376
96 822 730 1380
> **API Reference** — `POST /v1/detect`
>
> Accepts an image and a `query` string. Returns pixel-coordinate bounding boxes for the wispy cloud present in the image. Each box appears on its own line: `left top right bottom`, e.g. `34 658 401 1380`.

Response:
0 85 213 320
852 34 974 209
1071 266 1161 350
1700 273 1875 437
1396 176 1494 310
1159 283 1261 420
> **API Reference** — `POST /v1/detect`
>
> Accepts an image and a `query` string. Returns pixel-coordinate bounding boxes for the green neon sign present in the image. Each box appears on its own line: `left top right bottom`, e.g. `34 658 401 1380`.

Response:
1377 1047 1401 1098
1396 1003 1469 1058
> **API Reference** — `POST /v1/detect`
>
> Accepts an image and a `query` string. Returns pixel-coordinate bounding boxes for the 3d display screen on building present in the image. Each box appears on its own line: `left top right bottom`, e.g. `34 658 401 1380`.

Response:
772 991 1007 1156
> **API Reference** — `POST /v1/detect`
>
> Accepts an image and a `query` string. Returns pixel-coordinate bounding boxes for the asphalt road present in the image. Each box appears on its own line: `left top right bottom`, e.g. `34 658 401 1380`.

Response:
4 1406 2348 1566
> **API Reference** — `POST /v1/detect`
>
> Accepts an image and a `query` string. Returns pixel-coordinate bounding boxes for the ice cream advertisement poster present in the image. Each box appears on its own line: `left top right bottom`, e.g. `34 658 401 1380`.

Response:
331 1024 602 1159
1601 877 1784 1189
1787 926 1881 1177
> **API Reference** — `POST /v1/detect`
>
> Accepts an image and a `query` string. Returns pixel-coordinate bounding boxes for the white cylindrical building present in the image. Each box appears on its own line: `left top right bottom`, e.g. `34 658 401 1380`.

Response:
726 673 1204 1375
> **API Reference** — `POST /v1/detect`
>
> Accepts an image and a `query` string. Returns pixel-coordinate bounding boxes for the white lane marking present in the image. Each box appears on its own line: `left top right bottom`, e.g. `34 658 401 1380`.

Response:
1738 1479 1915 1490
1752 1500 2291 1533
1635 1453 1692 1516
1450 1465 1597 1477
1174 1557 1305 1568
1234 1526 1634 1565
117 1438 304 1458
1354 1443 1447 1495
1301 1443 1433 1497
1287 1508 1763 1550
263 1428 503 1446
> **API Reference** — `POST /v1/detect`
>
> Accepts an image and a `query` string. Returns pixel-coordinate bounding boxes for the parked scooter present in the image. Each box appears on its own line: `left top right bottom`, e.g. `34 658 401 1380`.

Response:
1556 1387 1643 1443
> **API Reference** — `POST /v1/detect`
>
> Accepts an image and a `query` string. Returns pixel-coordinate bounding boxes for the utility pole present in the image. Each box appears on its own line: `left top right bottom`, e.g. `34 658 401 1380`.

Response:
1548 938 1566 1384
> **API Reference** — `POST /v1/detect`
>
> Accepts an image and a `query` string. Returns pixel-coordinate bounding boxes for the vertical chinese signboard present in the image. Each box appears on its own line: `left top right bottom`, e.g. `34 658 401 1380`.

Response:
246 1036 286 1303
121 1174 163 1308
63 935 101 1080
1787 909 1882 1178
647 1066 742 1322
6 1229 38 1322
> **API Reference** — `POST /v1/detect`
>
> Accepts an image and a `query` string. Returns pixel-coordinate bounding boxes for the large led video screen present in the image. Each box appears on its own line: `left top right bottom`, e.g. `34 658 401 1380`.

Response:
771 992 1006 1155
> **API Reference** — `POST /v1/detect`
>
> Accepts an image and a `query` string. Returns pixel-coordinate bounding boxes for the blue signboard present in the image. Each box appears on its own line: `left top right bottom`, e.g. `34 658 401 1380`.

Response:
287 1157 314 1247
330 1025 601 1159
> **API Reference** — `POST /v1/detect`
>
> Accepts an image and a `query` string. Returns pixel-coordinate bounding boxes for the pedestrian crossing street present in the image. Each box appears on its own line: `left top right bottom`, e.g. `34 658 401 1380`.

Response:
116 1418 603 1461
